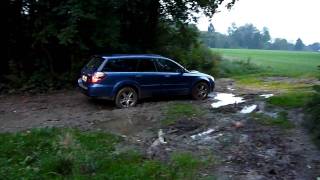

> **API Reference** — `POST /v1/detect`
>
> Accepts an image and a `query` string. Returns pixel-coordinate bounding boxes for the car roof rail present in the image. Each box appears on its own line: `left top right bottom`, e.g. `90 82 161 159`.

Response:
100 54 164 58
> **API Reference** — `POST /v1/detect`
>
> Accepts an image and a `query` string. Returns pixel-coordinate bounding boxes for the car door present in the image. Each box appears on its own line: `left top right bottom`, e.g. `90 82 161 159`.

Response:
155 58 189 95
135 58 162 97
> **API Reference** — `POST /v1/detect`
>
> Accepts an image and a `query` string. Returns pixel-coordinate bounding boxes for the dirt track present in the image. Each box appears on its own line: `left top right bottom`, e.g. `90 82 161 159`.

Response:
0 78 319 179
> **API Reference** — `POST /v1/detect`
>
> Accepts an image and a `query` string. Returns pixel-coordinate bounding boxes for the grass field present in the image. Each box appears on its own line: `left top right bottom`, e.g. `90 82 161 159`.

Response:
213 48 320 77
0 128 205 179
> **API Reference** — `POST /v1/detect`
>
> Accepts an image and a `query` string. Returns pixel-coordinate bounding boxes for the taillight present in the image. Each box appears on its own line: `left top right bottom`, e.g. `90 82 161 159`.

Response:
91 72 105 83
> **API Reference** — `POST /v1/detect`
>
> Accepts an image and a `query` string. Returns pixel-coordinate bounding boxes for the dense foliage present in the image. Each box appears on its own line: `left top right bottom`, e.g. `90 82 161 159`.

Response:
5 0 235 92
305 67 320 147
201 23 320 51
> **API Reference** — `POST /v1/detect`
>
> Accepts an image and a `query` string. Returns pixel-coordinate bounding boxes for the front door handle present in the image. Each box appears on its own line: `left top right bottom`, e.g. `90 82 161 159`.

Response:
164 75 170 78
135 75 142 78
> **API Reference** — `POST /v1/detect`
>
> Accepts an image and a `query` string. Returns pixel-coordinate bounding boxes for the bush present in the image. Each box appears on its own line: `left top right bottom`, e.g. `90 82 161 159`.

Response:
4 70 74 93
153 23 221 77
163 44 221 76
218 58 267 77
304 66 320 148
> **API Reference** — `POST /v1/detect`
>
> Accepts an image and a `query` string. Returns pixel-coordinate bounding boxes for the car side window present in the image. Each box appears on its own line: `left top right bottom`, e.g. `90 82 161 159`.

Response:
103 59 138 72
137 59 156 72
156 58 182 72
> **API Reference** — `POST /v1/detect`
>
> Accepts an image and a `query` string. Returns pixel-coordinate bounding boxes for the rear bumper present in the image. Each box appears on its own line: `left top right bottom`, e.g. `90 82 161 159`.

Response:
78 78 113 100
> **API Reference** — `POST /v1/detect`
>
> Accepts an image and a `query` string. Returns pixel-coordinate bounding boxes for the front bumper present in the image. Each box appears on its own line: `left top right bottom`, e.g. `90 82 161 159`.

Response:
210 81 215 92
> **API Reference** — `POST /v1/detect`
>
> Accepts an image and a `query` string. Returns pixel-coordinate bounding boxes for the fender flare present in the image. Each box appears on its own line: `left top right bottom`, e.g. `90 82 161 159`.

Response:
112 81 141 100
190 77 211 93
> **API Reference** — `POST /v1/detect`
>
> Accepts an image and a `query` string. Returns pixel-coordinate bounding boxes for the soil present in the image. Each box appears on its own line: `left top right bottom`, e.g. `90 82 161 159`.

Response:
0 78 319 179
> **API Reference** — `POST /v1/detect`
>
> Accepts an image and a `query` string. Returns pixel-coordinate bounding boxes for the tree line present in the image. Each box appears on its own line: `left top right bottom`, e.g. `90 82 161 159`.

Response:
5 0 236 92
201 23 320 52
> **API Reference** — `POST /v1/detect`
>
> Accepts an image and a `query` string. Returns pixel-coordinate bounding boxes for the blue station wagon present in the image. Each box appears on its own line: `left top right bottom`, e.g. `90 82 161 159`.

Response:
78 54 215 108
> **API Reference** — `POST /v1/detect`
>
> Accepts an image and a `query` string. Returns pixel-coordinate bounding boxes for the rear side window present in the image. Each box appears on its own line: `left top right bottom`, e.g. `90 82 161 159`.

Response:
85 57 104 71
137 59 156 72
103 59 138 72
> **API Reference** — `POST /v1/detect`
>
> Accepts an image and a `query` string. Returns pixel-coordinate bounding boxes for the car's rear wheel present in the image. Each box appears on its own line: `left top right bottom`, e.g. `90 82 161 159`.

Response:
115 87 138 108
192 82 209 100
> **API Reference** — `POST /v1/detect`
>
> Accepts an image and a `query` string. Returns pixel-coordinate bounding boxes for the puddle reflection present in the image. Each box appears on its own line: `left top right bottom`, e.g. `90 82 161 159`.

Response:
240 105 257 113
211 93 245 108
260 94 274 98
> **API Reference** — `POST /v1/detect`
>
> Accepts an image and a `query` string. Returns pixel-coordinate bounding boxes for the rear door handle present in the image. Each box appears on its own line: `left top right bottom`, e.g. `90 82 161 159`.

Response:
164 75 170 78
135 75 142 78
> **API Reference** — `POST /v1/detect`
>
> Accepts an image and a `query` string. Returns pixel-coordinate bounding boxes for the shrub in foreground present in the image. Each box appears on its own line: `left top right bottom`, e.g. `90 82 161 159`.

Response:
305 85 320 148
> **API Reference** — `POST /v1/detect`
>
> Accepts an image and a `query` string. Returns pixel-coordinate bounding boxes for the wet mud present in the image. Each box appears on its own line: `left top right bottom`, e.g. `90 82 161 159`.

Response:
0 78 319 179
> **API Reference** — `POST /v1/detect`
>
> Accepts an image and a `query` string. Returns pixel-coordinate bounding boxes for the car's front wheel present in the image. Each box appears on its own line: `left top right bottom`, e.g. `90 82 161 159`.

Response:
192 82 209 100
115 87 138 108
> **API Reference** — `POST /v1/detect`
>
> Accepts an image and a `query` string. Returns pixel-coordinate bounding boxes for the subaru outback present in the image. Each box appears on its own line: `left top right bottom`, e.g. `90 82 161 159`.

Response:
78 54 215 108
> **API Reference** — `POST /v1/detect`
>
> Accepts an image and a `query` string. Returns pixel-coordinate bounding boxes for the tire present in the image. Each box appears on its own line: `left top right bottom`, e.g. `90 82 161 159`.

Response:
192 82 209 100
115 87 138 108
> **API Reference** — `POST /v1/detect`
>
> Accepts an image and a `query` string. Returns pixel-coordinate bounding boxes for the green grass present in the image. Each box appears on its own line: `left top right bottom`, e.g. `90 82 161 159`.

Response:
235 76 313 91
218 59 269 77
0 128 205 179
213 48 320 77
267 92 313 108
251 111 294 129
162 102 205 125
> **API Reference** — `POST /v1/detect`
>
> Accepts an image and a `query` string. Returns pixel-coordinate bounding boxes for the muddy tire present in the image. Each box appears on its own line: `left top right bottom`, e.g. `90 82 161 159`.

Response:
115 87 138 108
192 82 209 100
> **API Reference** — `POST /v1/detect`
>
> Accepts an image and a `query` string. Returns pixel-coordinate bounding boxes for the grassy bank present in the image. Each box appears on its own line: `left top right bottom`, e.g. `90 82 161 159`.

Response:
0 128 205 179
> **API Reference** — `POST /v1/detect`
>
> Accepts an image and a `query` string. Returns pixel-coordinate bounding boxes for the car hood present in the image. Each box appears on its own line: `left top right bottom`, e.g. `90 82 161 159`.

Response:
186 70 214 80
188 70 209 76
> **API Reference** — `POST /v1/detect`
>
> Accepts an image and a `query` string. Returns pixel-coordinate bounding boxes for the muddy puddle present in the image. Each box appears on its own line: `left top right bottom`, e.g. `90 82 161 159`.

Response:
210 92 272 115
260 94 274 98
210 93 245 108
191 128 215 140
91 105 164 135
240 105 257 114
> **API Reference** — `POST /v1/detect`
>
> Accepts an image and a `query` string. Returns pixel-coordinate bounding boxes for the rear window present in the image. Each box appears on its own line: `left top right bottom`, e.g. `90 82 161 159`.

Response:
103 58 138 72
85 57 104 71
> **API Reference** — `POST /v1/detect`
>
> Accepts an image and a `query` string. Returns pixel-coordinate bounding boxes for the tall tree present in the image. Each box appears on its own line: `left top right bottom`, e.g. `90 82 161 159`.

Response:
228 24 262 49
307 43 320 52
294 38 305 51
6 0 237 89
261 27 271 48
208 23 215 33
270 38 294 50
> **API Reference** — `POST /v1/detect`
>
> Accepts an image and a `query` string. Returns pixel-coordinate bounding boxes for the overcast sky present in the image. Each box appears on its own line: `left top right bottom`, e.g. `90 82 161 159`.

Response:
197 0 320 45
